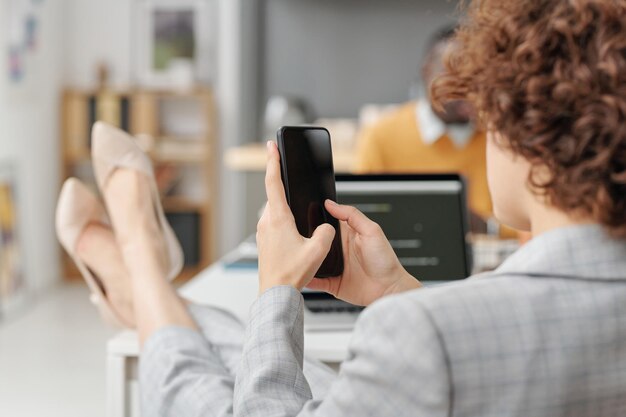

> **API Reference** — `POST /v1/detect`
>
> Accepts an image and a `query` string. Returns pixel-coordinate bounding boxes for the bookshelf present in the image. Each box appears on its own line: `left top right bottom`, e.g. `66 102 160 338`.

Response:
60 87 217 283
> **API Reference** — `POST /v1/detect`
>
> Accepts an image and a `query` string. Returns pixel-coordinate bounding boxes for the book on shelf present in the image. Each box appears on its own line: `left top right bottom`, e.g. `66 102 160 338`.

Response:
87 92 131 147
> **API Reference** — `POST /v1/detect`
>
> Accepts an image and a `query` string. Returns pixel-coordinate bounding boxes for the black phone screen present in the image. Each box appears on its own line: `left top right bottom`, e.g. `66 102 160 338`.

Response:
277 126 344 278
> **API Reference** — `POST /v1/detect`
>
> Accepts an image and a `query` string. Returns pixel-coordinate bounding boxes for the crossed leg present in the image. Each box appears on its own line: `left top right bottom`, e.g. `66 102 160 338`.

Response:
75 169 336 416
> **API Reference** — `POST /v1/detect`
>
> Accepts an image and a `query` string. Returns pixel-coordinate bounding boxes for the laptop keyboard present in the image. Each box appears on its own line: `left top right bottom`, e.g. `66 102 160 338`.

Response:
305 300 365 314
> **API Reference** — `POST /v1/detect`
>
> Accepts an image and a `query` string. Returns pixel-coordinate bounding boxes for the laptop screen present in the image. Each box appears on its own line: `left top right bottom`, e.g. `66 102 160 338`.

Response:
334 174 471 282
302 174 471 306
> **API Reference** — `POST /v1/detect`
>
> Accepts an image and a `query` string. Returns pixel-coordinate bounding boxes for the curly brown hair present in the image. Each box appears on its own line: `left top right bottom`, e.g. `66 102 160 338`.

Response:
432 0 626 237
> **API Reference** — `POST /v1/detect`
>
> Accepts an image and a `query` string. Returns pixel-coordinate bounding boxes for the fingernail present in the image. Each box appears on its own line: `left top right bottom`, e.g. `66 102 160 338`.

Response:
267 140 273 150
326 199 337 206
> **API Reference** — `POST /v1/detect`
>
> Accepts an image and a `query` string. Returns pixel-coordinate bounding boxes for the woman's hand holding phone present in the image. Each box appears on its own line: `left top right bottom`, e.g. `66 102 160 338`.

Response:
257 141 337 294
257 140 421 304
306 201 422 306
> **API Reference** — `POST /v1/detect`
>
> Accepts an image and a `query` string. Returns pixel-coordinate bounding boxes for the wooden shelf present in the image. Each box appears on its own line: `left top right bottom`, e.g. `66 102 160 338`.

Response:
154 141 209 164
60 87 218 282
224 143 356 173
163 196 206 212
63 149 209 166
139 87 215 99
63 86 213 98
154 156 207 165
173 267 204 285
158 135 207 142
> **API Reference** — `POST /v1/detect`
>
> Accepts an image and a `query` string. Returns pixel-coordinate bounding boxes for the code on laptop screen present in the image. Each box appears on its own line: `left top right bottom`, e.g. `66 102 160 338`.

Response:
336 179 468 281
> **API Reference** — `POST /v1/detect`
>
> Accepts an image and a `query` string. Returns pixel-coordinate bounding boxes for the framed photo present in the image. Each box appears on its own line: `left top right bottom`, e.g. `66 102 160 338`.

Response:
133 0 215 89
0 163 26 318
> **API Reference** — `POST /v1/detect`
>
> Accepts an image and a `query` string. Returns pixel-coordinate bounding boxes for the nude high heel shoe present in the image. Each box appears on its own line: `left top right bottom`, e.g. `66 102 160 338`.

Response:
90 121 184 281
56 178 132 328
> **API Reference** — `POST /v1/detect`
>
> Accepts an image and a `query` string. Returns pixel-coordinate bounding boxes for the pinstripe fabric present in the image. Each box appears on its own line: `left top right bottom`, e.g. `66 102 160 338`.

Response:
141 224 626 416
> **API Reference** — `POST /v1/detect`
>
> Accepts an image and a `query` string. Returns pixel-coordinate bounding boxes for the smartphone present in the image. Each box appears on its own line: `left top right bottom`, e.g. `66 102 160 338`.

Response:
276 126 344 278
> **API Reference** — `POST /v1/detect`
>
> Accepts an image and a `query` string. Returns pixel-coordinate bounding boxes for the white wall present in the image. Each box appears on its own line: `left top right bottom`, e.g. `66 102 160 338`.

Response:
263 0 457 118
63 0 133 87
0 0 64 291
215 0 253 253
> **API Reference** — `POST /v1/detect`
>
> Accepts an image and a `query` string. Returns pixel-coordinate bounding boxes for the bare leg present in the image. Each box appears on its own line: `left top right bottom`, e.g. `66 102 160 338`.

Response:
103 168 196 345
76 222 135 326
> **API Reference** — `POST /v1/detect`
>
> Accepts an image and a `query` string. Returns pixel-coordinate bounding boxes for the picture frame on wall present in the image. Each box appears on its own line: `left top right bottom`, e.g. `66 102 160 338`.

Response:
0 163 27 319
133 0 216 89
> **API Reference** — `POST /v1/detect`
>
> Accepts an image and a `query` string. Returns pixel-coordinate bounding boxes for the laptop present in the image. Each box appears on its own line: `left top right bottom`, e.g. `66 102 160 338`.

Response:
303 173 472 331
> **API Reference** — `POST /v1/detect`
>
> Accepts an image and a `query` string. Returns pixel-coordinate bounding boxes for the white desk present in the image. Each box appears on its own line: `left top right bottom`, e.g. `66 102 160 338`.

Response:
106 260 352 417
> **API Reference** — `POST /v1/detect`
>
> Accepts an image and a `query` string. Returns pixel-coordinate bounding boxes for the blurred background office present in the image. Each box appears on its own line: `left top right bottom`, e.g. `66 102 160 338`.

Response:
0 1 517 416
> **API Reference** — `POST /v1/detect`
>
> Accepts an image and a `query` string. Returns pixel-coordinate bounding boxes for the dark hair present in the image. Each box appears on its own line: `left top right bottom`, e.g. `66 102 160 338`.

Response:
412 24 459 98
433 0 626 238
424 23 458 58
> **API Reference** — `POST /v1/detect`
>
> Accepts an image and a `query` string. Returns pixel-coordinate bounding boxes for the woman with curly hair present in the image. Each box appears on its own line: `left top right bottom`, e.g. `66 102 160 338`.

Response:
58 0 626 415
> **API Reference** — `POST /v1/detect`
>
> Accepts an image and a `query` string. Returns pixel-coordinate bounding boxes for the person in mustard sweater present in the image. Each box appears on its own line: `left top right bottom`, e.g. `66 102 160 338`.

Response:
355 25 493 231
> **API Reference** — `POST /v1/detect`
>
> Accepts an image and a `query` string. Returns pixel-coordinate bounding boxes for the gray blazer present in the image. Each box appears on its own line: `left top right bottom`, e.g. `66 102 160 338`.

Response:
140 224 626 416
